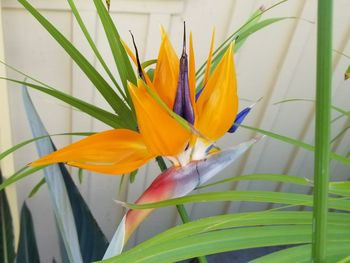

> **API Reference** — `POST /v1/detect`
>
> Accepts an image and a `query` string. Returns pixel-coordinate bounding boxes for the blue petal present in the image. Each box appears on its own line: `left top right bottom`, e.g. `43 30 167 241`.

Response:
228 107 252 133
195 87 203 101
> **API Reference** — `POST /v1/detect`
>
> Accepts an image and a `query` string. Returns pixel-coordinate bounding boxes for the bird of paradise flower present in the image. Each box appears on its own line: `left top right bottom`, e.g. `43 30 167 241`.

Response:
30 25 261 255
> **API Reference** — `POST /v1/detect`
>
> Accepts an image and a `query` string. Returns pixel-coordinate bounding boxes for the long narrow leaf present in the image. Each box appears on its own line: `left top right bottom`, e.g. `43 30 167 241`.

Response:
18 0 134 127
0 166 46 192
16 203 40 263
122 191 350 212
1 78 125 128
198 173 311 189
66 0 128 102
93 0 136 108
240 124 350 166
252 242 349 262
127 211 350 252
100 225 350 263
23 87 109 261
0 171 15 263
56 154 109 261
196 0 290 84
22 88 83 263
274 98 350 118
200 17 291 84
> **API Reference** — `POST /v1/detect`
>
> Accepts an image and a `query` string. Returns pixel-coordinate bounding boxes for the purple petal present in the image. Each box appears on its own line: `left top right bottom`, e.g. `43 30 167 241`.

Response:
173 23 195 124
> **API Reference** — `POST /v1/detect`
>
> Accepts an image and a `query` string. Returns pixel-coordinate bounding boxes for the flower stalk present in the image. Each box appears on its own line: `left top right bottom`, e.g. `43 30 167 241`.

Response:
312 0 333 261
156 156 208 263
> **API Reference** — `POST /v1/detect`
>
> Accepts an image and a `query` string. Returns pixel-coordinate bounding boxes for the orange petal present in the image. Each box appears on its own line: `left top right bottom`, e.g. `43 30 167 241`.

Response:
129 80 191 157
152 30 179 108
195 43 238 141
30 129 153 175
202 29 216 87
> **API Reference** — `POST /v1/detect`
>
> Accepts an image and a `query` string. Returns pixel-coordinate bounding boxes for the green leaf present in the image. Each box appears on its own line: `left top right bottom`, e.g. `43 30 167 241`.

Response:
28 178 45 198
146 68 155 82
331 125 350 143
58 154 109 261
204 17 291 83
345 65 350 80
93 0 137 108
0 131 93 162
233 7 264 51
127 211 350 252
78 169 84 184
251 242 350 263
0 171 16 263
122 191 350 212
18 0 134 126
23 87 83 263
129 169 138 183
23 87 108 262
141 59 157 69
196 1 291 86
100 224 350 263
16 203 40 263
197 173 311 190
0 166 46 192
274 98 350 119
1 78 125 128
240 124 350 166
329 181 350 197
66 0 128 102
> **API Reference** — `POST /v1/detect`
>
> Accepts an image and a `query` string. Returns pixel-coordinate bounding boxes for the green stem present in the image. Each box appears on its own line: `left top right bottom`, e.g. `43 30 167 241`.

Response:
312 0 333 262
155 157 208 263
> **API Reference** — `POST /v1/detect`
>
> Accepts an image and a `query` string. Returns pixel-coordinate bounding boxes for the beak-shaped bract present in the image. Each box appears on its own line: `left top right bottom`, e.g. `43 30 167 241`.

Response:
120 137 260 245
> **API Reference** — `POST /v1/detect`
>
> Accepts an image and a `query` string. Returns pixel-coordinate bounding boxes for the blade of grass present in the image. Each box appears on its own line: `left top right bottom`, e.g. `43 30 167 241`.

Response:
196 0 290 83
252 242 350 263
240 124 350 166
1 78 126 128
331 125 350 143
128 211 350 252
198 17 291 86
141 59 157 69
18 0 134 126
345 65 350 80
66 0 128 102
122 191 350 212
0 166 47 192
197 173 311 190
274 98 350 118
93 0 136 109
28 178 45 198
312 1 333 261
100 224 350 263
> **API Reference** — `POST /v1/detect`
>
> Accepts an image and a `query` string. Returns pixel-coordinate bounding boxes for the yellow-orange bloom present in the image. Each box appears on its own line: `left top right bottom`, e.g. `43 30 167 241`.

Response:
31 28 238 174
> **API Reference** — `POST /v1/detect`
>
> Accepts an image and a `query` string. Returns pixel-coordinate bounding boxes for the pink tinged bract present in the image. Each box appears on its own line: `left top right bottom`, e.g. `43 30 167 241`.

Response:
103 137 261 258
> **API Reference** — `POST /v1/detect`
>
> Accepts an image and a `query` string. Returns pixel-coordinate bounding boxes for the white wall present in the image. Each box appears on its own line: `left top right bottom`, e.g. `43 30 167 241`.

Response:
1 0 350 261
